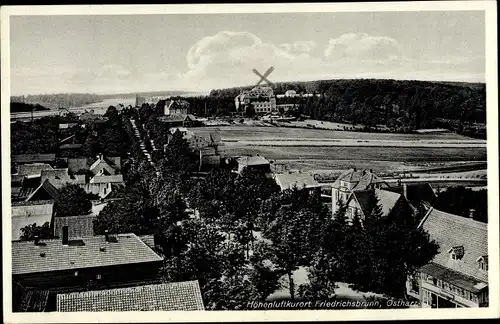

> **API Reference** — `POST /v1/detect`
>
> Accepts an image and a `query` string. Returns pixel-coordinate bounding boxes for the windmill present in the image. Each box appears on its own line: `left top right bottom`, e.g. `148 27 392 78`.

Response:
252 66 275 88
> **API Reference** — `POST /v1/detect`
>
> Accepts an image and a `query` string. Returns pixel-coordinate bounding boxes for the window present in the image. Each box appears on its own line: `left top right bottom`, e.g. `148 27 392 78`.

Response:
449 246 465 261
96 274 101 280
478 255 488 271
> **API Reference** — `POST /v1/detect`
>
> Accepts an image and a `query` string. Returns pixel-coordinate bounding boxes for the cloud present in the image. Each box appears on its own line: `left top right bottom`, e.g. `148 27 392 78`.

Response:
279 41 317 54
324 33 402 61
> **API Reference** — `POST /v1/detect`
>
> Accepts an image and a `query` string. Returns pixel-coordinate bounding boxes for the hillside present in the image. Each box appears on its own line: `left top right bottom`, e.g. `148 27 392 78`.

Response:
10 102 50 113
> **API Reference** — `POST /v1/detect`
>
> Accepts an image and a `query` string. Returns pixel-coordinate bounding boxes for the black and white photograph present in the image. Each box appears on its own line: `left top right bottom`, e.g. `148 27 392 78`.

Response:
1 2 498 322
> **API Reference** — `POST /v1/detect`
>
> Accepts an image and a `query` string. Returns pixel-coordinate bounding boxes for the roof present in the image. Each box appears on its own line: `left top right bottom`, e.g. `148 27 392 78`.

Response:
12 233 163 275
11 174 26 186
237 155 270 167
12 154 56 164
89 175 124 184
41 168 71 181
57 280 204 312
348 188 403 218
419 207 487 284
420 262 487 293
67 158 89 172
17 163 54 178
332 168 388 191
59 143 83 150
25 180 59 202
384 183 437 207
274 172 319 191
11 202 54 241
138 234 156 250
53 214 96 238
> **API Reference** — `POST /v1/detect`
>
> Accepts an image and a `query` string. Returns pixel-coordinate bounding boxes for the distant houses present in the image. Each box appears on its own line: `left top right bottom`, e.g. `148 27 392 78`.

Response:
273 172 320 192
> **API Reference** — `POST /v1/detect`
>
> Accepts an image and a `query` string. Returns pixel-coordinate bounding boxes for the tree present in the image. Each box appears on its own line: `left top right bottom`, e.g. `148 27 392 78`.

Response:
19 222 52 241
104 105 119 120
54 184 93 217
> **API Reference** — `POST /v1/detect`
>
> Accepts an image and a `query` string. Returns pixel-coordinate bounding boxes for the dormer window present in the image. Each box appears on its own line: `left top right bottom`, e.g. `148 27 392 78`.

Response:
477 255 488 271
449 246 465 261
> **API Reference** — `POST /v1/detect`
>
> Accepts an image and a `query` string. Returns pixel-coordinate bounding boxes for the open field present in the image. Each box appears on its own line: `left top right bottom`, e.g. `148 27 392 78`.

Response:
192 126 487 173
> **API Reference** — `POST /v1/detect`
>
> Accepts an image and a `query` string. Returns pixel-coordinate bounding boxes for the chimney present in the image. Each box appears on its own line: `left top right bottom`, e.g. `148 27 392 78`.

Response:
369 169 373 173
34 235 40 245
403 184 408 199
62 226 69 245
353 167 357 172
469 209 475 219
105 230 109 242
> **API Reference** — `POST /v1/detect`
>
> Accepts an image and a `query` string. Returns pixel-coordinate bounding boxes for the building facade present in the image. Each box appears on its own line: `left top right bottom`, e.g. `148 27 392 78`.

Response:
235 86 277 114
407 206 488 308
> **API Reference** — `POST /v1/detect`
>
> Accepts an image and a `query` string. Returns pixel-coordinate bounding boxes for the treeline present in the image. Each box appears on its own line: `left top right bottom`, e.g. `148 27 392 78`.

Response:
210 79 486 137
10 102 49 113
11 93 102 109
435 186 488 223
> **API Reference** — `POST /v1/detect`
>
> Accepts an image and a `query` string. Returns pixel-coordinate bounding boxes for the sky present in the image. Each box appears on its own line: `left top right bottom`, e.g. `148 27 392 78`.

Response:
9 11 485 95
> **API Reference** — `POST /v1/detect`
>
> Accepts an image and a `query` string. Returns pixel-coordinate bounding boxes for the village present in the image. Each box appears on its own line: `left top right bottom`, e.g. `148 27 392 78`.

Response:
9 79 489 312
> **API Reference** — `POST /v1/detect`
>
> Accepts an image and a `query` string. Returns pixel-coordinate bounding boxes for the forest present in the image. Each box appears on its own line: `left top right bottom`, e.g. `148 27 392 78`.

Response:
10 102 50 113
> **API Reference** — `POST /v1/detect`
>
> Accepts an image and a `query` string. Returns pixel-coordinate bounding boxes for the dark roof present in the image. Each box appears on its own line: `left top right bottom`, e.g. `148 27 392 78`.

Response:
384 183 437 207
420 262 487 293
53 214 96 238
12 233 163 275
17 163 54 177
12 154 56 164
348 188 404 218
25 180 59 202
67 158 88 172
56 281 204 312
419 207 487 284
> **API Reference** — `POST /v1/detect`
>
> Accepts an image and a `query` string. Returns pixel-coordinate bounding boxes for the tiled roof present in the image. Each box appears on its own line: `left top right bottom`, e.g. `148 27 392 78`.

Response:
56 281 204 312
12 233 163 275
11 174 25 186
138 234 155 250
11 202 54 241
41 168 71 181
419 207 487 283
17 163 54 177
274 172 319 191
12 154 56 164
53 214 96 238
59 143 83 150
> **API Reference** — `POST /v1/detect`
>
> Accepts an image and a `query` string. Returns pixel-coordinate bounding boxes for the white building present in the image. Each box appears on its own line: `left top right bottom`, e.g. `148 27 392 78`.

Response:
234 86 277 114
284 90 297 97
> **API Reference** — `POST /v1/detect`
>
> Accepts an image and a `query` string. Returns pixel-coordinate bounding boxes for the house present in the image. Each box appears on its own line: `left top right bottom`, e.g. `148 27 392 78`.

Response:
407 206 488 308
56 280 204 312
235 155 271 174
15 163 54 178
12 231 164 311
67 154 121 175
276 103 299 113
22 179 59 202
285 90 297 97
163 99 190 116
344 188 414 222
273 172 321 191
159 114 197 127
235 86 277 114
11 200 54 241
58 122 79 130
331 168 390 215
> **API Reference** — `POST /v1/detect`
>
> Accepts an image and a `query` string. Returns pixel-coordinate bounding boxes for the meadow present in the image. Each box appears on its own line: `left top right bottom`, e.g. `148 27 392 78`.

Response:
192 126 487 173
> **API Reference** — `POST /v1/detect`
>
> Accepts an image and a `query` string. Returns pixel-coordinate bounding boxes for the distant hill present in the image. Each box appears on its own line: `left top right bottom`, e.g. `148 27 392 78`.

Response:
10 102 50 113
10 91 200 110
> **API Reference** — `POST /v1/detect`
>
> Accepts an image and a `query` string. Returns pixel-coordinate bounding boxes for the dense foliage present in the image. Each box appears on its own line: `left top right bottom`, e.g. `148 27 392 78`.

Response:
435 186 488 223
209 79 485 137
10 102 49 113
19 222 53 241
54 184 95 217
